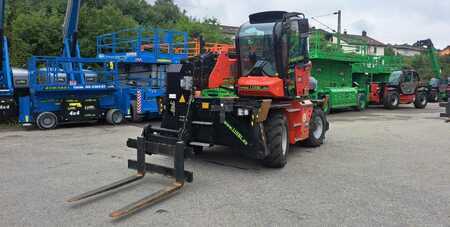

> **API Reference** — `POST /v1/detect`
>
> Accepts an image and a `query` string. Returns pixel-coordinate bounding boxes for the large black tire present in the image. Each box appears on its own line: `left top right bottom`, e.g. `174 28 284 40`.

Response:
131 101 144 122
384 92 400 109
356 93 367 111
262 113 289 168
414 92 428 109
36 112 58 130
106 109 123 125
303 108 327 147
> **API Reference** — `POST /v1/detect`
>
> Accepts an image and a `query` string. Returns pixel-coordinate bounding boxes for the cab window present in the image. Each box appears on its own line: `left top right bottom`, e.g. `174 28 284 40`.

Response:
288 21 302 63
403 72 412 82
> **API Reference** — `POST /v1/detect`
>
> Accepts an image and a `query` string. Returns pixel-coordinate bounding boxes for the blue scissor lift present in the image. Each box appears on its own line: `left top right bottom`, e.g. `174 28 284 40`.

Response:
0 34 14 119
0 0 15 120
97 27 188 121
19 57 129 129
19 0 129 129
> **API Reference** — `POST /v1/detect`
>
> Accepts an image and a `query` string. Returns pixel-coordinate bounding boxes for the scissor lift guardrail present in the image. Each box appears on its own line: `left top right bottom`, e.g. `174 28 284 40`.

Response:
97 27 189 64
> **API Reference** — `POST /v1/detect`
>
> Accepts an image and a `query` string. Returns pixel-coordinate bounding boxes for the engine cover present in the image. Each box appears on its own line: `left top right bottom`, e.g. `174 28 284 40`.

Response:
238 76 285 97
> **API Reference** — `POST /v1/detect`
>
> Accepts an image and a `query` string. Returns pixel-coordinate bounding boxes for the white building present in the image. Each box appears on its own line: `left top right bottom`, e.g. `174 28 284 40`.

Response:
336 31 386 56
391 44 424 57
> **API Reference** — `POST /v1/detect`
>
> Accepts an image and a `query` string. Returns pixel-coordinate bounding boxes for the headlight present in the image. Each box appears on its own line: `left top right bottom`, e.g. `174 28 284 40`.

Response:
237 108 250 116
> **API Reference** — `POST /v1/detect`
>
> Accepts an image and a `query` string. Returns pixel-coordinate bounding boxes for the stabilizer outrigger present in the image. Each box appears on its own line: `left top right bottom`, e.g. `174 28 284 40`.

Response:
67 94 195 219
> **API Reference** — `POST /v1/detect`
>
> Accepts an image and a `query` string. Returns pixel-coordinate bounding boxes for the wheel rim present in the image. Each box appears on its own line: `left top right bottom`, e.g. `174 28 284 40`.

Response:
40 114 55 128
391 96 398 106
312 115 324 139
43 117 52 125
112 111 122 123
281 124 288 156
420 95 426 105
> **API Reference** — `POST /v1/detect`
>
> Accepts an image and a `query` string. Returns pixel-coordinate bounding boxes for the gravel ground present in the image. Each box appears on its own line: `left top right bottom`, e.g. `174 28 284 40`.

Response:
0 103 449 226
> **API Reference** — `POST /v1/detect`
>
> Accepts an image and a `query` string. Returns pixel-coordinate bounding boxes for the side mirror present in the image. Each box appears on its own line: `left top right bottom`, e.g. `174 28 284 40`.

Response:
299 19 309 34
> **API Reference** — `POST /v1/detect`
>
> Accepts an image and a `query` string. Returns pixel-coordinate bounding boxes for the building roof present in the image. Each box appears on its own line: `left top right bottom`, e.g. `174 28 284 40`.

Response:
390 44 425 52
219 25 239 36
339 32 386 47
440 46 450 56
311 28 386 47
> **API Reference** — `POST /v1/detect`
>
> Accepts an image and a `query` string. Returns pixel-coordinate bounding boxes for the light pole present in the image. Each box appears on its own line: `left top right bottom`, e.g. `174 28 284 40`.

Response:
334 10 342 45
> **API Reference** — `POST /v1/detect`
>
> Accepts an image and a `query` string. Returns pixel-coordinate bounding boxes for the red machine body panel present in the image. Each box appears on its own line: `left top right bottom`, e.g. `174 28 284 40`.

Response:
399 94 415 104
294 63 312 97
238 76 285 97
208 52 237 89
369 82 381 104
284 100 314 144
369 82 416 105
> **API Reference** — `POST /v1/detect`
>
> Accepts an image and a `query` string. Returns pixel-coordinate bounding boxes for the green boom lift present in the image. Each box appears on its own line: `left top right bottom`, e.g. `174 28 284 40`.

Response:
413 39 447 102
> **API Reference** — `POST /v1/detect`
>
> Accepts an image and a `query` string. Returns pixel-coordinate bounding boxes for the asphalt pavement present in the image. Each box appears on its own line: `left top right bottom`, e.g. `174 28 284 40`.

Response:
0 103 449 226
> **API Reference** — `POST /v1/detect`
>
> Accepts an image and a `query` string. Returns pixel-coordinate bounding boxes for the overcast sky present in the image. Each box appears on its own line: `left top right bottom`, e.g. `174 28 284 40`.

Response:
150 0 450 49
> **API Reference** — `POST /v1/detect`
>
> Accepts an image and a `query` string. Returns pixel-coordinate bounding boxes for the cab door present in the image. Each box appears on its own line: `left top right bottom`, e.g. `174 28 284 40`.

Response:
400 71 415 95
287 19 310 97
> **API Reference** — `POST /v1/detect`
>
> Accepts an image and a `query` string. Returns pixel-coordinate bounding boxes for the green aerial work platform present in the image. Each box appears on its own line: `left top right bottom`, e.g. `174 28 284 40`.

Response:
309 30 369 113
309 30 404 113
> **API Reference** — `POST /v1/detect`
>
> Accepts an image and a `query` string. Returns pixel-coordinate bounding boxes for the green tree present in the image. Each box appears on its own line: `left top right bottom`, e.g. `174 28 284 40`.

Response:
147 0 186 27
384 47 396 56
78 4 138 57
106 0 152 25
402 53 450 80
439 56 450 78
174 17 231 43
10 9 63 67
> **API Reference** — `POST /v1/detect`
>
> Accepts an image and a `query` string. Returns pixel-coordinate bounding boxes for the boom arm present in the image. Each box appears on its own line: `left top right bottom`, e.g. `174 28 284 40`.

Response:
62 0 81 58
0 0 5 69
62 0 83 83
413 39 442 78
